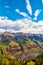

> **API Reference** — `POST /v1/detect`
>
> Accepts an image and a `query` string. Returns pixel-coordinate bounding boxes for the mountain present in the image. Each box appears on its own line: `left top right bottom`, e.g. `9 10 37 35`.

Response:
0 32 43 44
28 34 43 42
0 32 43 58
0 32 42 48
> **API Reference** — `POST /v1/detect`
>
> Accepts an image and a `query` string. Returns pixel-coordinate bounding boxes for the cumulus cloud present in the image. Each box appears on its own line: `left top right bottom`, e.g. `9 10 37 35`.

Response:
26 0 32 15
0 16 43 34
0 16 26 32
0 29 5 33
33 9 41 20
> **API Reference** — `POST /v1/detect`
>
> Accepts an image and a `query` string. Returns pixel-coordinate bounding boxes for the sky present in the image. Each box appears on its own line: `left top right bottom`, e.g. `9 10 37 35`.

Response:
0 0 43 34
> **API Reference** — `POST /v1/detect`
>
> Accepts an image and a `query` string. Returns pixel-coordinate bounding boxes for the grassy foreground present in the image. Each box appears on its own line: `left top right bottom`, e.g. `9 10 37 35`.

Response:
0 52 43 65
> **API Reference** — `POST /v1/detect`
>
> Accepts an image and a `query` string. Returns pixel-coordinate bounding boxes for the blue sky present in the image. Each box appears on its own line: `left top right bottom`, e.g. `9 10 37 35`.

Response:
0 0 43 21
0 0 43 33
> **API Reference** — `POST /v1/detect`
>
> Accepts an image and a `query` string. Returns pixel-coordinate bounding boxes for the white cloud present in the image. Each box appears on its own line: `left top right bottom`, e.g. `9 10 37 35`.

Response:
15 9 29 18
26 0 32 15
0 29 5 33
0 16 43 34
15 0 32 16
15 9 32 20
0 0 42 34
33 9 41 20
0 16 8 20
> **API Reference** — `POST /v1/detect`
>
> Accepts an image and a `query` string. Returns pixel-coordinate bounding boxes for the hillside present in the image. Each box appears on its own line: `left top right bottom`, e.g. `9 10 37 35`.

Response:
0 32 43 44
0 32 43 59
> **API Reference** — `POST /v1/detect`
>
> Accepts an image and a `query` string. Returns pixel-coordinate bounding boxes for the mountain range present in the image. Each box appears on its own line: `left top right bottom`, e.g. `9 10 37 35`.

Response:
0 32 43 58
0 32 43 48
1 32 43 43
